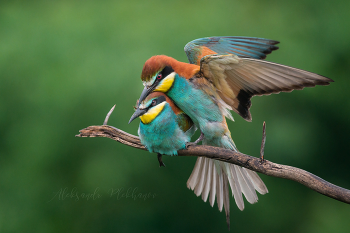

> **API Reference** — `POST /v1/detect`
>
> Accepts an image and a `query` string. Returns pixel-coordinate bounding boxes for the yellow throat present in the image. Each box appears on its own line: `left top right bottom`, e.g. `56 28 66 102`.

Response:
154 72 175 93
140 102 166 124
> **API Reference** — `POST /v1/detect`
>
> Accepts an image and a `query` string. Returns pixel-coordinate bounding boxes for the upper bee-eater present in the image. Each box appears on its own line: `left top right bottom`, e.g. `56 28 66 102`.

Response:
129 92 196 166
135 36 333 228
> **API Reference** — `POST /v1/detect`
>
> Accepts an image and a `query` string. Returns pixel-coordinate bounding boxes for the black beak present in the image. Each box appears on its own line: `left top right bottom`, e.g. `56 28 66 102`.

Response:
128 108 147 124
137 86 153 107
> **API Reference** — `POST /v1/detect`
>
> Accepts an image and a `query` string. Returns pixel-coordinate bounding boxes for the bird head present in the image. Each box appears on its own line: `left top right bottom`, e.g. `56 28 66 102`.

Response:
137 55 200 106
129 92 168 124
138 56 177 107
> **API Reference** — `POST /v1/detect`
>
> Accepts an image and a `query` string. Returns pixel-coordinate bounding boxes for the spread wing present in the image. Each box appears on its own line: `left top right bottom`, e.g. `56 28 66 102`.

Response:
200 54 334 121
184 36 279 65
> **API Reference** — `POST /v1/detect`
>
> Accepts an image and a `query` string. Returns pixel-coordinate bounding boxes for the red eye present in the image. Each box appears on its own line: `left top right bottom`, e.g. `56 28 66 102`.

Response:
157 74 162 79
152 99 157 105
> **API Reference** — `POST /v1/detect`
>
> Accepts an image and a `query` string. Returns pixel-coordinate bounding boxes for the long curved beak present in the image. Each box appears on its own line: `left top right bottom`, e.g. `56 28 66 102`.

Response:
137 86 152 107
128 108 147 124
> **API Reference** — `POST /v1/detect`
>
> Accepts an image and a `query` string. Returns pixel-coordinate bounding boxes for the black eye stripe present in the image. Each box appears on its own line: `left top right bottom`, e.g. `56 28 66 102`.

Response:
153 66 174 86
161 66 174 78
156 96 166 104
147 96 166 109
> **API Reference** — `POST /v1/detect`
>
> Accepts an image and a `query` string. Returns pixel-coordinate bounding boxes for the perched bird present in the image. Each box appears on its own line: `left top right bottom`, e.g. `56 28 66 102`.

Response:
136 36 333 228
129 92 196 166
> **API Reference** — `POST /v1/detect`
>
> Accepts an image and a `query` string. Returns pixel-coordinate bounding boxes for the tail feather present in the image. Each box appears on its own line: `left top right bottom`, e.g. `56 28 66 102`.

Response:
222 173 230 230
244 168 268 195
216 167 224 211
236 167 258 204
194 158 208 196
201 159 213 202
209 161 217 207
187 157 203 189
227 164 244 210
187 134 267 228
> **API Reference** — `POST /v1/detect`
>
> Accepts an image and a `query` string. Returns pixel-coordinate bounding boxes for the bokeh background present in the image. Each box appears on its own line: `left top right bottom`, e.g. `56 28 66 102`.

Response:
1 0 349 232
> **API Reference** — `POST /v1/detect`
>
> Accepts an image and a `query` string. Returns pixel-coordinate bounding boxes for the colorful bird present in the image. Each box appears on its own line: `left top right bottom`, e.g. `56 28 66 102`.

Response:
129 92 196 166
135 36 333 228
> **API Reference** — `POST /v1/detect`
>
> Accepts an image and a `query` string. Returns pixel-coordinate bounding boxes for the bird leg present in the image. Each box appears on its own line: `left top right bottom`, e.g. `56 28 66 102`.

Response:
186 132 204 148
157 153 166 167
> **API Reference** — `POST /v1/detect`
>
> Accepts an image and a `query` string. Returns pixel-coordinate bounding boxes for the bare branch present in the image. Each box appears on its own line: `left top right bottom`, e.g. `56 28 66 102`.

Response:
76 107 350 205
260 121 266 163
103 105 116 125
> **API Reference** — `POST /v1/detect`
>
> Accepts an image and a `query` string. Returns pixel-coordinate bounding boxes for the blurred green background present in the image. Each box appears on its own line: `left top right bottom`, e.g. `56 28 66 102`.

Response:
1 0 349 232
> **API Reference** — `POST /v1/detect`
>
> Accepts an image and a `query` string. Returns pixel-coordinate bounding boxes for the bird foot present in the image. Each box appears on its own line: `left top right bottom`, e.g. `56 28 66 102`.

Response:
185 142 197 149
186 132 204 148
194 132 204 144
157 153 166 167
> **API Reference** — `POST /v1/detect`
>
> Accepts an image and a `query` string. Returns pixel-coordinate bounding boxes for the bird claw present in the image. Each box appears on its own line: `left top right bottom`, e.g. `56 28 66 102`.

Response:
185 142 197 149
157 153 166 167
186 132 205 148
194 132 204 144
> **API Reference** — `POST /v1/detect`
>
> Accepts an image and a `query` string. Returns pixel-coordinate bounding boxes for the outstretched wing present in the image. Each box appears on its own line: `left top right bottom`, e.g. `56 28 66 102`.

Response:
184 36 279 65
200 54 333 121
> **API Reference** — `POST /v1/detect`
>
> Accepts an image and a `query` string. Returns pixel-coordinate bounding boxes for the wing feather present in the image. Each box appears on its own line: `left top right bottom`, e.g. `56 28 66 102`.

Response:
185 36 279 65
200 54 333 121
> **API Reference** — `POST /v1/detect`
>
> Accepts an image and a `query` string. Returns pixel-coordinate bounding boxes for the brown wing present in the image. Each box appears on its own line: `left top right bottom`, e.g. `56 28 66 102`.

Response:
176 112 194 133
200 54 333 121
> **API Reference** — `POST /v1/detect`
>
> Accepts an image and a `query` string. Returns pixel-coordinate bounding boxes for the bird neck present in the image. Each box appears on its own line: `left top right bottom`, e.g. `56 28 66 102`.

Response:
167 75 224 124
158 56 200 79
172 61 200 80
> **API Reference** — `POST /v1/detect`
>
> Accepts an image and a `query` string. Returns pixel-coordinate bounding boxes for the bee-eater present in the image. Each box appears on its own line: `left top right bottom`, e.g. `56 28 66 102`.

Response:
135 36 333 228
129 92 196 166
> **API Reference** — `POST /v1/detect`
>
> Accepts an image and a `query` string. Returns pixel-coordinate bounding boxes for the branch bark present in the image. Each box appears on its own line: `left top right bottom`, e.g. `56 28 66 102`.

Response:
76 107 350 205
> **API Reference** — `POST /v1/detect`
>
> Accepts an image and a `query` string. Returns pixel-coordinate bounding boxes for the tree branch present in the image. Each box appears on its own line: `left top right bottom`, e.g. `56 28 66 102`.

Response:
76 106 350 204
